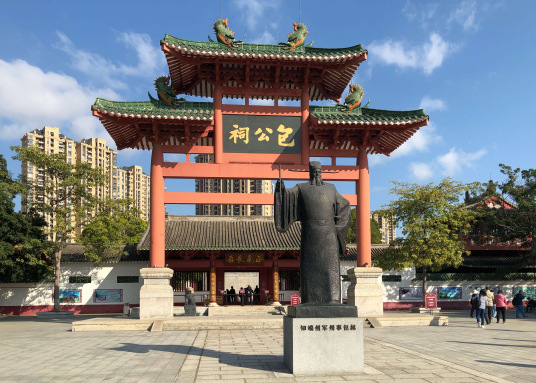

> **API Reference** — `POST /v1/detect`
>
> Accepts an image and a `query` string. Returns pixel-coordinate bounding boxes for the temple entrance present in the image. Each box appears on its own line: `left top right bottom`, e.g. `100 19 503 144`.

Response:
224 271 259 291
224 271 260 305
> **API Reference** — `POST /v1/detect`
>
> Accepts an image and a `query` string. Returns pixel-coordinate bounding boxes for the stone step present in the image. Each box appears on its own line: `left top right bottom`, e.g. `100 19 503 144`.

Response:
162 316 283 331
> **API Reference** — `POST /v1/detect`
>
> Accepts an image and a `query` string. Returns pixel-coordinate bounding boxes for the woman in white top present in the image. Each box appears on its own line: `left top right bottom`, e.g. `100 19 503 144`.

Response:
476 289 488 328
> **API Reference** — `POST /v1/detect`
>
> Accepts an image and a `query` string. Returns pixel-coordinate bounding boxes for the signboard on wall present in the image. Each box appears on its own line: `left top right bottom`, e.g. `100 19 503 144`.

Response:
225 254 265 266
223 115 301 154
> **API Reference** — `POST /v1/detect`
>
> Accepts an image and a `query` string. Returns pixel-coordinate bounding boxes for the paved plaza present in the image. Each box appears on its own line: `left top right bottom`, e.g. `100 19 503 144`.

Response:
0 310 534 382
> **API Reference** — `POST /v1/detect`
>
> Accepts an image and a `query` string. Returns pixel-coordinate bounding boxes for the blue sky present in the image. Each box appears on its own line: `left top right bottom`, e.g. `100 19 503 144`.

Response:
1 1 535 215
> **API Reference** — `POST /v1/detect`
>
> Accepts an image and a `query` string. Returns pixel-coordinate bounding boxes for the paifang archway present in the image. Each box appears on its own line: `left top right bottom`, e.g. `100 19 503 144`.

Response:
92 20 428 308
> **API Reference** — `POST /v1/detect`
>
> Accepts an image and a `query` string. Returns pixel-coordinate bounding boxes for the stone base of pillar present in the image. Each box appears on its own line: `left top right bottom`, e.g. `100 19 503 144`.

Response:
139 267 174 320
270 301 282 306
346 267 384 317
208 302 219 307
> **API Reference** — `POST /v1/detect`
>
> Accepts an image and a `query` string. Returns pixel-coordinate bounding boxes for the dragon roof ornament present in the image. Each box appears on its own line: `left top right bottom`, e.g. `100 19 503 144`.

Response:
148 76 185 107
338 84 370 114
211 18 243 49
279 22 313 51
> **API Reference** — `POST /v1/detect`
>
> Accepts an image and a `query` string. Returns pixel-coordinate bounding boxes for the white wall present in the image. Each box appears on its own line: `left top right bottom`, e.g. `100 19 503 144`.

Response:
341 261 534 305
0 262 145 308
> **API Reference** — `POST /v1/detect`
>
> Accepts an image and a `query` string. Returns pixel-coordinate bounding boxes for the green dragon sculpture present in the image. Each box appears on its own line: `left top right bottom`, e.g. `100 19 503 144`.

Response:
212 18 243 49
339 84 370 113
148 76 184 107
279 22 313 51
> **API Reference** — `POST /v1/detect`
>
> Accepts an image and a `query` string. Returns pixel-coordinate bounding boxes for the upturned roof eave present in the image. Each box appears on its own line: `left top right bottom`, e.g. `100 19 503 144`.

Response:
161 34 368 60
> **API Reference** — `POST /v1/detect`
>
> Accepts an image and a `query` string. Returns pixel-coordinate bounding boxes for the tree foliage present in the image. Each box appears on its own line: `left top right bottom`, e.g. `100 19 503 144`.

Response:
482 165 536 265
375 179 478 305
12 146 106 310
0 154 51 282
345 208 383 244
80 199 147 263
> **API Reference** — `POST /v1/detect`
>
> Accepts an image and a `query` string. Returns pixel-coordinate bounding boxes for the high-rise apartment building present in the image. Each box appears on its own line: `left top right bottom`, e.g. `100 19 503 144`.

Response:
372 212 396 244
194 154 273 216
21 126 150 240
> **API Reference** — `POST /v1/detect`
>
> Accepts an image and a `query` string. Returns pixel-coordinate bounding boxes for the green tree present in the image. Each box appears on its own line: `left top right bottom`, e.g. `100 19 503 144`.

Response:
482 165 536 269
12 146 106 311
375 179 477 306
345 208 383 244
80 199 147 263
0 154 51 282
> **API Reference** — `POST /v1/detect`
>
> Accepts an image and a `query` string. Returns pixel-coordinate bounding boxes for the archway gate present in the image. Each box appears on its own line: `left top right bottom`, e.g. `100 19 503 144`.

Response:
92 22 428 307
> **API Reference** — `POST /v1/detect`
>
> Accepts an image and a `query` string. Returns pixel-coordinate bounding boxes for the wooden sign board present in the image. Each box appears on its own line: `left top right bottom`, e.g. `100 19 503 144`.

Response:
224 253 265 266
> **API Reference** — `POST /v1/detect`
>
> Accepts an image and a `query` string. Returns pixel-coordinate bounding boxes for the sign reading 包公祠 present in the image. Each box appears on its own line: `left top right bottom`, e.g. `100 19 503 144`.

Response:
223 115 301 154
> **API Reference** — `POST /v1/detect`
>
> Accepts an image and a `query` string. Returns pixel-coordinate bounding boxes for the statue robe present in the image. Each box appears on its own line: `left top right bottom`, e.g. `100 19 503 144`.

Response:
274 180 350 304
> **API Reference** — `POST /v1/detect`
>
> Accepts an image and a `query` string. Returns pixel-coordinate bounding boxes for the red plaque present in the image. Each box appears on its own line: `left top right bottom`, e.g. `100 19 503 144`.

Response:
290 294 300 305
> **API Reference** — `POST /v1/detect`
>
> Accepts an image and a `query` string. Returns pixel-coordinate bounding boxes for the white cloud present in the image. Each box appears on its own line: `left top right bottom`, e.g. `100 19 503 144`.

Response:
369 33 457 75
437 147 486 176
233 0 280 30
403 1 438 27
251 31 276 44
392 124 442 158
0 59 118 141
409 162 434 181
448 0 478 31
55 31 165 89
419 96 446 112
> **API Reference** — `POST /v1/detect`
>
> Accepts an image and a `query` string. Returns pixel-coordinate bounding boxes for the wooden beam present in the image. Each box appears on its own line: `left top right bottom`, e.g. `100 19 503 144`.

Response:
164 191 357 206
161 162 360 181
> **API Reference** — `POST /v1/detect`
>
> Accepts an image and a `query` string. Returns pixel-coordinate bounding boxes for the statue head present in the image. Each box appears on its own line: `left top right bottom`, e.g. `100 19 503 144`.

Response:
309 161 324 186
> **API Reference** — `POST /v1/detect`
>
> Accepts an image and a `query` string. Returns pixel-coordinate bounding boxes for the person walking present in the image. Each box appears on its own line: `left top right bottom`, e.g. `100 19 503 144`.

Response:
514 290 528 318
485 287 494 325
494 290 507 323
470 289 479 318
476 288 487 328
246 285 254 305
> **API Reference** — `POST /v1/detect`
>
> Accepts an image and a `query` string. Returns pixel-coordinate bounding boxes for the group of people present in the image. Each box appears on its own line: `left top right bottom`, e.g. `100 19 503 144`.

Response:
224 285 260 305
470 287 530 328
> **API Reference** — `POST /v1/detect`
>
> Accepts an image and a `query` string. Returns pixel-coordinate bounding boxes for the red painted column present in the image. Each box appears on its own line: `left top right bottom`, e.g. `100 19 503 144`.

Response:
214 85 223 164
150 144 166 267
356 148 371 267
300 88 310 166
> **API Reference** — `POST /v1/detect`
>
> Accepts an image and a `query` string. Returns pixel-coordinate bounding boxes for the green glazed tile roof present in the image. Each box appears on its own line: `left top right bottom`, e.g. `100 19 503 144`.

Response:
161 35 367 101
162 35 367 58
137 215 301 251
310 106 428 125
92 98 214 120
93 99 427 125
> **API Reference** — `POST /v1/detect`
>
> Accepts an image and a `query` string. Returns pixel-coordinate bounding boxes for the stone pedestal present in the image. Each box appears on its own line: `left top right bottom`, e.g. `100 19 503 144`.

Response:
139 267 174 320
347 267 384 317
283 316 364 375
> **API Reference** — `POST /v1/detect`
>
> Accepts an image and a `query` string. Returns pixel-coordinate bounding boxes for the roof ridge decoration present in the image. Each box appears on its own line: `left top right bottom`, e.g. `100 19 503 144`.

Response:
278 22 313 51
337 84 371 115
148 75 186 107
212 18 243 49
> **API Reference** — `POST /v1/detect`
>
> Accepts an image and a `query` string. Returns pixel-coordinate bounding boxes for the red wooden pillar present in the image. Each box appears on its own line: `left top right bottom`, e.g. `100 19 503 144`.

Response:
356 148 371 267
150 144 165 267
214 85 223 164
300 88 310 166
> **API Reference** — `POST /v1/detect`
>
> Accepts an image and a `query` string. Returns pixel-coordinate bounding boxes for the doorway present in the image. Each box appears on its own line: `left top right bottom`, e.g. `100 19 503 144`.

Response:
224 271 259 291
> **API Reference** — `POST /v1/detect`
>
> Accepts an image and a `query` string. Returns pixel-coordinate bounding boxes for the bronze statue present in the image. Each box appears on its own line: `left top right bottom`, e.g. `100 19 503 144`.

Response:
274 162 352 315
